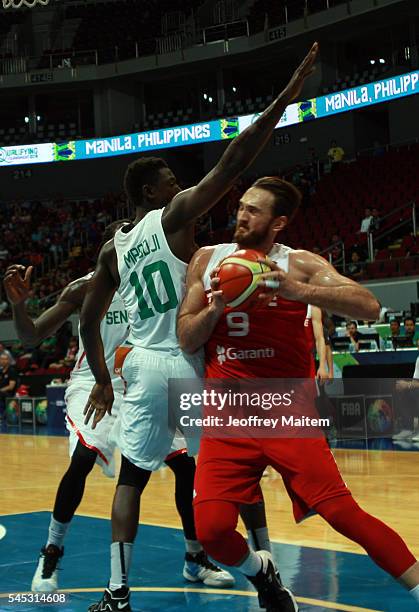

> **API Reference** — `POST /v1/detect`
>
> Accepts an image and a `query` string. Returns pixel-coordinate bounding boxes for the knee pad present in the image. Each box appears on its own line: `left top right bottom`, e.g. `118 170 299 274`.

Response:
117 454 151 491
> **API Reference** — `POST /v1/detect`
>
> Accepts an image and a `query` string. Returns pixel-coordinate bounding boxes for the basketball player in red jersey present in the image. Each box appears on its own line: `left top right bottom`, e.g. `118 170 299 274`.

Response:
177 176 419 610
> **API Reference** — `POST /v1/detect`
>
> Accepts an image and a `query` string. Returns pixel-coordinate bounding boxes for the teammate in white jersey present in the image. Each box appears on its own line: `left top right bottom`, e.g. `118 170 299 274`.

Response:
5 222 220 595
4 221 130 593
80 44 319 612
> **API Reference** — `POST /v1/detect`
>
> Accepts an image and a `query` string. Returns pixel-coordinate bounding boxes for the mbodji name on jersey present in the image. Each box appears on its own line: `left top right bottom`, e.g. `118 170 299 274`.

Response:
123 233 160 268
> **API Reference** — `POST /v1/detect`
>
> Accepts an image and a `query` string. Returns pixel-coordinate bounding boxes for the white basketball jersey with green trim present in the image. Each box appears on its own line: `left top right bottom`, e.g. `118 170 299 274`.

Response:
71 273 130 392
114 208 187 352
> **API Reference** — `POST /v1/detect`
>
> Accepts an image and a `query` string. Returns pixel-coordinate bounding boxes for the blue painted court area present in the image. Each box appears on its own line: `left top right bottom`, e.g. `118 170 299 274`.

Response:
0 513 416 612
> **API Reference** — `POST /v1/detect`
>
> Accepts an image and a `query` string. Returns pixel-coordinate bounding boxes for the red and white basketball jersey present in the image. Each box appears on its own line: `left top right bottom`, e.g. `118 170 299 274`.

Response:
203 243 311 379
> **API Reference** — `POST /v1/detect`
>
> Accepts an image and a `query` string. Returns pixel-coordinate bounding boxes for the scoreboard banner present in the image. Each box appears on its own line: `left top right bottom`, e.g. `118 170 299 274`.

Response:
0 70 417 167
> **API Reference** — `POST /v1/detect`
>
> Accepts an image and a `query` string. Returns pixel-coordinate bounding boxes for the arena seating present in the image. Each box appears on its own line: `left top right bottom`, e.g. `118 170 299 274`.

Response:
65 0 204 64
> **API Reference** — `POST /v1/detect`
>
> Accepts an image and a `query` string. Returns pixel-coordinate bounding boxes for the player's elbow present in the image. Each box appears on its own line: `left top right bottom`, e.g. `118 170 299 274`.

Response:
177 321 197 354
363 296 381 321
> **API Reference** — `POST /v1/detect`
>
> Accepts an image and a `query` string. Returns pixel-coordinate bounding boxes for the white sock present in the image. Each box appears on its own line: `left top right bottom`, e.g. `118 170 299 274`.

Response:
410 584 419 601
110 542 133 590
46 516 70 549
247 527 272 553
236 550 262 576
185 538 203 554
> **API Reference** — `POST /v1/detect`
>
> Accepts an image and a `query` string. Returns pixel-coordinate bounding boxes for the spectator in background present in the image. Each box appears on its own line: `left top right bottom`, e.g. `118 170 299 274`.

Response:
386 318 401 349
0 342 16 365
346 320 363 352
370 208 381 233
389 319 401 338
0 353 18 419
360 208 373 233
327 139 345 170
312 245 321 255
48 336 79 370
347 251 365 280
394 356 419 441
403 317 419 347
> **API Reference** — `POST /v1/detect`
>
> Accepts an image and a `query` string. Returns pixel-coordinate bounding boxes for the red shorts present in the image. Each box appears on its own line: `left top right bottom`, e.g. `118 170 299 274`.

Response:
194 437 350 523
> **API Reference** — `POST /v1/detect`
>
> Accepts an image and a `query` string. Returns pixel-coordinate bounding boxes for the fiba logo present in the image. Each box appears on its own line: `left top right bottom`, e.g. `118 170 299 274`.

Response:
217 345 275 364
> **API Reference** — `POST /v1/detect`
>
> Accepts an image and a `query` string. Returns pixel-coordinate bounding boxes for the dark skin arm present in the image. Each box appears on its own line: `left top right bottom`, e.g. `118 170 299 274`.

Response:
79 240 119 429
163 43 319 261
3 264 87 347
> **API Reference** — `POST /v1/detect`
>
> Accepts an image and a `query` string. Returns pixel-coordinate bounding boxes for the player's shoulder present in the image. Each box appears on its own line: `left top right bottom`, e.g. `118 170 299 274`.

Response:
189 245 217 271
59 275 91 306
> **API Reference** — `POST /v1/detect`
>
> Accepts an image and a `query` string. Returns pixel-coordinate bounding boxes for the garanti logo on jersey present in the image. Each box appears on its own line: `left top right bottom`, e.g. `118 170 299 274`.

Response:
217 345 275 364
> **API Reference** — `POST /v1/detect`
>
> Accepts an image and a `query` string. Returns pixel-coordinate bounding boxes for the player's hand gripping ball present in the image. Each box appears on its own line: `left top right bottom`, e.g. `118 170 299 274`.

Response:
217 249 270 310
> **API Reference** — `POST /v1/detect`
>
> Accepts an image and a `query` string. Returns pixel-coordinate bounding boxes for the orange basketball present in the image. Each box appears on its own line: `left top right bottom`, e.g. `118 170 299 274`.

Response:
217 249 270 310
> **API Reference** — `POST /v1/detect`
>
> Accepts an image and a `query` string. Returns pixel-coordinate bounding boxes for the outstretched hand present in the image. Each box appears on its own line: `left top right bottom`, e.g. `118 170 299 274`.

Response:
281 42 319 103
3 265 34 305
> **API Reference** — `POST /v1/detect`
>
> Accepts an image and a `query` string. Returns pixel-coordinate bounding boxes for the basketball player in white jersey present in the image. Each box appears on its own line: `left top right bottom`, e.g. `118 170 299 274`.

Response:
80 44 319 612
4 222 130 592
4 223 220 594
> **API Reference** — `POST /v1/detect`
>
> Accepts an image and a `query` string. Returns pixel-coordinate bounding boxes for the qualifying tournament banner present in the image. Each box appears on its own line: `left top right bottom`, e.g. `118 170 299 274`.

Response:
0 143 54 166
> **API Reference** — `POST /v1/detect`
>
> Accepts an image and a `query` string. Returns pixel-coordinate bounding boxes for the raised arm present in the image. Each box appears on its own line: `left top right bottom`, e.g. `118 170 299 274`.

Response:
79 241 119 428
177 247 225 354
258 251 380 321
4 264 85 347
163 43 319 232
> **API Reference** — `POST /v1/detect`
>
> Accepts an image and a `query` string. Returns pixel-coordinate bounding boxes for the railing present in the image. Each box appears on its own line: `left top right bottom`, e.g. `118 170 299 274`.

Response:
0 56 27 75
316 199 417 277
263 0 351 29
203 20 249 44
0 0 391 77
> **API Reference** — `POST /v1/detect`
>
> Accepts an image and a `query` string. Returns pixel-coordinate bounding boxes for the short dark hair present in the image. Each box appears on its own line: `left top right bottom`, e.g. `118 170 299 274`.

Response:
404 316 416 326
252 176 302 222
124 157 168 208
346 320 358 328
103 219 131 243
390 319 400 326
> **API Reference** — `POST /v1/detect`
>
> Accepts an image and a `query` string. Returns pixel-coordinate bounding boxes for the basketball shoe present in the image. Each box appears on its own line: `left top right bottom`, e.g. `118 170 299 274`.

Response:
183 551 235 587
247 550 298 611
31 544 63 592
88 586 131 611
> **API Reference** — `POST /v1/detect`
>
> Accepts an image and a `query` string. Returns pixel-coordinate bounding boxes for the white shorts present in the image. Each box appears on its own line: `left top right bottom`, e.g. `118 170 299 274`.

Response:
120 346 204 471
65 383 123 478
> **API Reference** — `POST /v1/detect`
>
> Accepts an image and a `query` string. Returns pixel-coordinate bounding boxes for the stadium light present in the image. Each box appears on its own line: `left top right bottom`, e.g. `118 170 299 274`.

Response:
24 116 29 123
232 86 237 93
370 59 375 65
203 93 208 100
379 58 385 64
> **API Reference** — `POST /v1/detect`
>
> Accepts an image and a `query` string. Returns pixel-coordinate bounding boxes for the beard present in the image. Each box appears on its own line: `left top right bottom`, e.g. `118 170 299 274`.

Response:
233 225 268 248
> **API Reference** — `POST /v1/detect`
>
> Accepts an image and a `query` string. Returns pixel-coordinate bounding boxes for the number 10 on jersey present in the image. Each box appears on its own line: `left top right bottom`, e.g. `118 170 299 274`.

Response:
129 260 178 320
